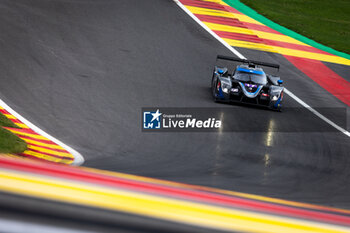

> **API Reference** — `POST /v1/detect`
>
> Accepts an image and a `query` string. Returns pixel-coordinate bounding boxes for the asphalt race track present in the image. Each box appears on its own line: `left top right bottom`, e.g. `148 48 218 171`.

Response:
0 0 350 226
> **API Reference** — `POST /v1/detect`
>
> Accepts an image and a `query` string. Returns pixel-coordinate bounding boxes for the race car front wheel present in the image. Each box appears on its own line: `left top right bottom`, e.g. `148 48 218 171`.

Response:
212 80 220 102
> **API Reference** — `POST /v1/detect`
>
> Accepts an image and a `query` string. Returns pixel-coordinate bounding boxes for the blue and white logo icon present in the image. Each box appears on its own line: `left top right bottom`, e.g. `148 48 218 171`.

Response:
143 109 162 129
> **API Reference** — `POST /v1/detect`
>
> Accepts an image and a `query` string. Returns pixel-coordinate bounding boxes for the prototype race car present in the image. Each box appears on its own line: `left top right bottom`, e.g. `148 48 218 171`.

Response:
211 55 284 111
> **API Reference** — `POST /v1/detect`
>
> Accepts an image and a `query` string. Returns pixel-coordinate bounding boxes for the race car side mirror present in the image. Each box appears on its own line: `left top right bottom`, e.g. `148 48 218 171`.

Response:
278 80 283 85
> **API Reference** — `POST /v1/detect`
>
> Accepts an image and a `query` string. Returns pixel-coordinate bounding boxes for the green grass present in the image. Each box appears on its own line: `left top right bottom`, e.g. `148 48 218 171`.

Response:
0 112 21 128
0 113 27 154
240 0 350 54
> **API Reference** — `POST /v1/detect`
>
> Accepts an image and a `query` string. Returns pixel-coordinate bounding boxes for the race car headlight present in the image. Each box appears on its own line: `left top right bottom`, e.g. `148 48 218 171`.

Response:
221 81 230 93
272 95 279 101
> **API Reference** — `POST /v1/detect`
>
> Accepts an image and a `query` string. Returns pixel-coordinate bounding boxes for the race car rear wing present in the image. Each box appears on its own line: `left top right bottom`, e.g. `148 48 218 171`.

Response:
216 55 280 70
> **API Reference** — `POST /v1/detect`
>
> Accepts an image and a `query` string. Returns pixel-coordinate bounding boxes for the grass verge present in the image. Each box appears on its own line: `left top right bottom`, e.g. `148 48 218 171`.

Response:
0 112 27 153
239 0 350 55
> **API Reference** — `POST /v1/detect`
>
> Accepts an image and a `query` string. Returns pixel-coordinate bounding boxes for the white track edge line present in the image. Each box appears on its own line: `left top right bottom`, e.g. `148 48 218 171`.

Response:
284 89 350 137
0 98 84 165
174 0 350 138
173 0 245 60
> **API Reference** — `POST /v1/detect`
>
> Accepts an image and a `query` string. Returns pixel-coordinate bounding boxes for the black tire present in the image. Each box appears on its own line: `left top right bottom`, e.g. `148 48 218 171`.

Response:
275 105 282 112
212 80 220 102
272 103 282 112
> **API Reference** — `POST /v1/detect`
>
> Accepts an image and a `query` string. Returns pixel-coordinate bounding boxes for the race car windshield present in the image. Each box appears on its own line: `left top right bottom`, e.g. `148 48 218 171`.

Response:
235 71 267 85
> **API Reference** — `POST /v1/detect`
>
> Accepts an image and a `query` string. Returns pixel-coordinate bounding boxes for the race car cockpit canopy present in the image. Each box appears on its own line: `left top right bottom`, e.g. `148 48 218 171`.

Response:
234 66 267 85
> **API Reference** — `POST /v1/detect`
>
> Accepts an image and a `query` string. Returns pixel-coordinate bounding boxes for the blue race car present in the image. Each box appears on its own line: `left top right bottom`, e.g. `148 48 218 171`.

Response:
211 55 284 111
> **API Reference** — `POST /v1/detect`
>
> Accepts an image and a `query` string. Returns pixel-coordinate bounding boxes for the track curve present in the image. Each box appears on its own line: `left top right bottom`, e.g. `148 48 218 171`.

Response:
0 0 349 210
